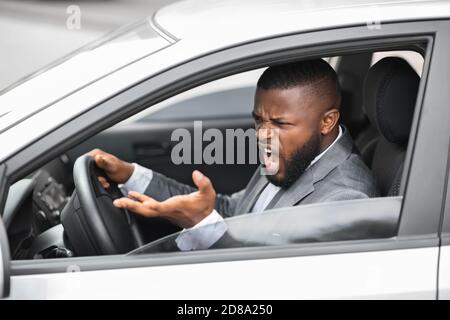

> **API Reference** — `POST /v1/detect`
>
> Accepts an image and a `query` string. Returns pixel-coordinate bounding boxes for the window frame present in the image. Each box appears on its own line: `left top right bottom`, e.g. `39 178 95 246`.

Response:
0 164 10 296
439 141 450 244
2 20 448 275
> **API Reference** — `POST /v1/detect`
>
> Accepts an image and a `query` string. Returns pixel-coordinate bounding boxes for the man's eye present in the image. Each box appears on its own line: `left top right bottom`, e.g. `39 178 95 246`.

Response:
272 120 287 126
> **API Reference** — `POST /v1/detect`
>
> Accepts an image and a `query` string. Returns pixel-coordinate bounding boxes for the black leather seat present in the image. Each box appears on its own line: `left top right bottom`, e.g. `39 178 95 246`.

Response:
338 53 372 141
362 57 420 196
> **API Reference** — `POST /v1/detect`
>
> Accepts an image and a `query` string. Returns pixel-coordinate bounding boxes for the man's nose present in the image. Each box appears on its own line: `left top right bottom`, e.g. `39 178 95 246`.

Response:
256 127 273 141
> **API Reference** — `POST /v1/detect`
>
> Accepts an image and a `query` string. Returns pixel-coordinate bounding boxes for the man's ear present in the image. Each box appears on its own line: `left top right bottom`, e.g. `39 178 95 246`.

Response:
320 109 340 135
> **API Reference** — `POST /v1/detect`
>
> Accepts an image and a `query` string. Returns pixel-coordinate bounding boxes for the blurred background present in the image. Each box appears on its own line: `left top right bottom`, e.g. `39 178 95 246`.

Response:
0 0 174 91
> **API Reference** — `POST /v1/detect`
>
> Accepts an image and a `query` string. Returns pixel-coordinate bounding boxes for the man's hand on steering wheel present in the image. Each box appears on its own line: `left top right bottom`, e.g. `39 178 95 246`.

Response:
87 149 135 188
87 149 217 229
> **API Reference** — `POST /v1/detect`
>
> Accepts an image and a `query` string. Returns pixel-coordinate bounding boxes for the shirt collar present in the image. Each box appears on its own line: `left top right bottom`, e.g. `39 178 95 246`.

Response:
309 125 343 167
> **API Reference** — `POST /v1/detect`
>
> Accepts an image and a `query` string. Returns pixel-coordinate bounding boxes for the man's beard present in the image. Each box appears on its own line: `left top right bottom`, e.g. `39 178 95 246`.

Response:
267 133 321 189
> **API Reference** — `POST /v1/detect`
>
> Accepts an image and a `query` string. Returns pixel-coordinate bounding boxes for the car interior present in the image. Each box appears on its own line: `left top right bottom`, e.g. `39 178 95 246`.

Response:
2 48 424 260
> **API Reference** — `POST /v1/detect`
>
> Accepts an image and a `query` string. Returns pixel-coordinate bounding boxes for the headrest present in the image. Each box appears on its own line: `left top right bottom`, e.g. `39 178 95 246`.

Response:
363 57 420 145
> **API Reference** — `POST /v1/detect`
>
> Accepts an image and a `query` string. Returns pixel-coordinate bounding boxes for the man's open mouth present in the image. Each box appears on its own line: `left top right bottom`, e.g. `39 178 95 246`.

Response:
259 144 279 173
258 144 273 157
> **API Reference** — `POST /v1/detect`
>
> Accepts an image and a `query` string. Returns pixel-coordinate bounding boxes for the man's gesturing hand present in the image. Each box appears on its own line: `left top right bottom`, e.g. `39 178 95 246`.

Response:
113 170 216 229
87 149 135 186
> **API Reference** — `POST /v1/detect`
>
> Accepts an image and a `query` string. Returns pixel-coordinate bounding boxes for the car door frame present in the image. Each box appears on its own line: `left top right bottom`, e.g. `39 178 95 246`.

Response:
437 134 450 299
1 19 449 292
0 164 10 298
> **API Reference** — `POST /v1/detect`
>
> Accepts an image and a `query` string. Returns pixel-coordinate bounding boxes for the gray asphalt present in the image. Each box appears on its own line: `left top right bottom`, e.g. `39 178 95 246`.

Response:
0 0 174 91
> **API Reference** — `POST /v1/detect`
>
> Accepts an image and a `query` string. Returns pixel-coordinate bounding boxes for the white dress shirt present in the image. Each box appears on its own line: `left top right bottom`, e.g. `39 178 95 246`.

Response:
121 126 343 251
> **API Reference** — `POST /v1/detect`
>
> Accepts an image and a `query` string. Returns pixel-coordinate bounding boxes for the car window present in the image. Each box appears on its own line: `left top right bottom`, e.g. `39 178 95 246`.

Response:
123 69 264 124
126 50 423 254
140 86 256 121
124 57 340 123
5 49 426 260
130 197 400 254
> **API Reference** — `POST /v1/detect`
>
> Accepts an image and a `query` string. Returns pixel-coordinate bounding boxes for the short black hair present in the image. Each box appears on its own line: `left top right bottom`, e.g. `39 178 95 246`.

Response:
257 59 341 108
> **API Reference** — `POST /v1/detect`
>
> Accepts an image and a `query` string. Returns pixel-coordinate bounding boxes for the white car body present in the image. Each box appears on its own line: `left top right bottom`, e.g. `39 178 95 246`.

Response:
0 0 449 299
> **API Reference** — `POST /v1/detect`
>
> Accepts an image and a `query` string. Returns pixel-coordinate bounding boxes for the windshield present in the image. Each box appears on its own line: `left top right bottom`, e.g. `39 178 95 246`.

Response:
0 17 173 133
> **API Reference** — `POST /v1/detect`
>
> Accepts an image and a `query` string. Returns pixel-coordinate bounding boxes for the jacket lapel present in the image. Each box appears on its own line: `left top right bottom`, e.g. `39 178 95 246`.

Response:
309 128 353 183
236 167 269 214
266 169 315 210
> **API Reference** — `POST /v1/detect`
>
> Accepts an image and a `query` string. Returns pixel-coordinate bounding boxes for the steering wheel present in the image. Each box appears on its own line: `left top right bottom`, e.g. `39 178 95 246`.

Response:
61 155 143 256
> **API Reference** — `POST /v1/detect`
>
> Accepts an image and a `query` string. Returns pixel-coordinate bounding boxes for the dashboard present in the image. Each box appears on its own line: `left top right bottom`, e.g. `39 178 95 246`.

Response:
4 156 75 259
3 154 185 259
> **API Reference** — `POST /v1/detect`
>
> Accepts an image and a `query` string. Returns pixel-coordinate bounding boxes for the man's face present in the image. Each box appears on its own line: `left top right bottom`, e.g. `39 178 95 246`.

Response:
253 86 326 188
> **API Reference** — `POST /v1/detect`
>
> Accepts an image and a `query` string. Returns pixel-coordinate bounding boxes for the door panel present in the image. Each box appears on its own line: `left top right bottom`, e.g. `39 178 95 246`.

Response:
438 245 450 299
438 144 450 299
7 247 438 299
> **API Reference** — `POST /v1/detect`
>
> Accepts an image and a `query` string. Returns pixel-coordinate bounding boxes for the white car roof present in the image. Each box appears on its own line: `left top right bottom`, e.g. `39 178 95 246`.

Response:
0 0 448 160
155 0 449 41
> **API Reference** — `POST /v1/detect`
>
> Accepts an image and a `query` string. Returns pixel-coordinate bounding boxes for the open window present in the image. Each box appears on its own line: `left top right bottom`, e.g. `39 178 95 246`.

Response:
131 48 426 254
2 39 428 260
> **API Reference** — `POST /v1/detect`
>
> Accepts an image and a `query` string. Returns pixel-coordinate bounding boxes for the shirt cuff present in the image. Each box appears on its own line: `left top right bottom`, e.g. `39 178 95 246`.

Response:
175 210 228 251
119 163 153 195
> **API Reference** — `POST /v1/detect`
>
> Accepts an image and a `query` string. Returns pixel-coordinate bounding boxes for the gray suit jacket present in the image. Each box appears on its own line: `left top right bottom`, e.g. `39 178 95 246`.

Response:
144 128 379 217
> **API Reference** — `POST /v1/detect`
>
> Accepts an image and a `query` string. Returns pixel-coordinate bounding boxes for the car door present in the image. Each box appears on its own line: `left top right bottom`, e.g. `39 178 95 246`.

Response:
1 20 448 299
438 143 450 299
